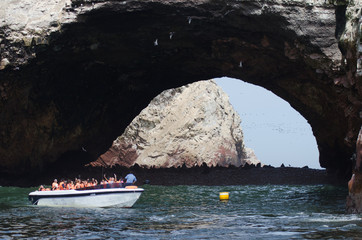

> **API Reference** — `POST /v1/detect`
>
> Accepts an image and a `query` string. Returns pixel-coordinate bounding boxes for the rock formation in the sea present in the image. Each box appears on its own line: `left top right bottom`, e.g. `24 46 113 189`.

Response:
89 80 260 168
346 127 362 214
0 0 361 183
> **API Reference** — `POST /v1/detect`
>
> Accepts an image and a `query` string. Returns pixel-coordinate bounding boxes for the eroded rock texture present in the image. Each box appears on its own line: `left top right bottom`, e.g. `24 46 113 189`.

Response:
0 0 361 179
90 80 260 168
346 127 362 214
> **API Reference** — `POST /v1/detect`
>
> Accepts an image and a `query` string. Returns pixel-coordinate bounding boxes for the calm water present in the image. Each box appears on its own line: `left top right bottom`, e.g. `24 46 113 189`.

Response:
0 185 361 239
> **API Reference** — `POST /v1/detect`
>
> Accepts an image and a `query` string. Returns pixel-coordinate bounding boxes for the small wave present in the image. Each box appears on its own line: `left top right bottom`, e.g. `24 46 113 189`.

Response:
149 215 175 221
268 231 300 236
307 214 361 223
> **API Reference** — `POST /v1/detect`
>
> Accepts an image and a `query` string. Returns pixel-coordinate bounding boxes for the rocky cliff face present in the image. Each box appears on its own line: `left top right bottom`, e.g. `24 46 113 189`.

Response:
0 0 361 179
346 127 362 214
90 80 260 168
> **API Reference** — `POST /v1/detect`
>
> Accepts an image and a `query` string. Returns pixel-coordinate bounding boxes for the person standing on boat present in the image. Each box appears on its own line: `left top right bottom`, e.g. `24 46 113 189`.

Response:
124 172 137 186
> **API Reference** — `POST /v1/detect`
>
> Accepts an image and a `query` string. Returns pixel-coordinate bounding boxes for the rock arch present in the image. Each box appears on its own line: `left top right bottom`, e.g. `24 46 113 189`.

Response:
0 0 361 178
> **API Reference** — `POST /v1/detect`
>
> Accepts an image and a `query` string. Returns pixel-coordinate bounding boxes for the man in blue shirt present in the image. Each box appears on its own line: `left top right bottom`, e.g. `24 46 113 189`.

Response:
125 172 137 186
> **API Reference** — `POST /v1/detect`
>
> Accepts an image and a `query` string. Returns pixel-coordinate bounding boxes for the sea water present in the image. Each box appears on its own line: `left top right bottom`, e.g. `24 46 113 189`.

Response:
0 185 361 239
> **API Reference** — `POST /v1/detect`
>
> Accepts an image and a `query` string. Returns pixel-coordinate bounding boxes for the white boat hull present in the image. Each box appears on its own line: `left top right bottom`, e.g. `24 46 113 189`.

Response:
29 187 144 208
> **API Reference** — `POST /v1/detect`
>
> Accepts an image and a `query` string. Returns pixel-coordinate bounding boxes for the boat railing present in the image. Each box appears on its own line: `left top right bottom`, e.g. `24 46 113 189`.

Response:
77 182 125 190
37 183 138 192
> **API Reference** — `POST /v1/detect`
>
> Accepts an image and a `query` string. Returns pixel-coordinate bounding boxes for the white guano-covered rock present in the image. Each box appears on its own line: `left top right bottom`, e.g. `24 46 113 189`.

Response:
94 80 260 168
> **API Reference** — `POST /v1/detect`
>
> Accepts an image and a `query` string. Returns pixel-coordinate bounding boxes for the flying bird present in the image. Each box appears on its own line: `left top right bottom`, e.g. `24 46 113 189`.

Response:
154 39 158 46
188 17 192 24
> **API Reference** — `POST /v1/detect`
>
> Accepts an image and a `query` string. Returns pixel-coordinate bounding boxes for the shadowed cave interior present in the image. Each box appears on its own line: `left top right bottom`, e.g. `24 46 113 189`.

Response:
0 2 359 184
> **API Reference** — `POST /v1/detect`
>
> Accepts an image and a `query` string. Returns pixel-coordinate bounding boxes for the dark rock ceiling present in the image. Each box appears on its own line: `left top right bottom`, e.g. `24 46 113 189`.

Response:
0 0 361 180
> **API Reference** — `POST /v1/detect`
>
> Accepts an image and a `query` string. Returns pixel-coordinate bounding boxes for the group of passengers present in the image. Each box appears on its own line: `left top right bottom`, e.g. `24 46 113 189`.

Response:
38 172 137 191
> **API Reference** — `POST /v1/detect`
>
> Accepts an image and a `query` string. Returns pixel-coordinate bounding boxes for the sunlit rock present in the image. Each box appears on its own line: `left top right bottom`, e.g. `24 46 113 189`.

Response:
91 80 260 168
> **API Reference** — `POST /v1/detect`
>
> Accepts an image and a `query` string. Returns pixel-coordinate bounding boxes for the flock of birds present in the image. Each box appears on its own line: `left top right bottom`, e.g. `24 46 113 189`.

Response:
69 2 244 69
152 16 243 68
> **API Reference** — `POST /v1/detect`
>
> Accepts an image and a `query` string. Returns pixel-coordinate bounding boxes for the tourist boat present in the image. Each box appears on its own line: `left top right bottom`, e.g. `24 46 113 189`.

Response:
28 183 144 208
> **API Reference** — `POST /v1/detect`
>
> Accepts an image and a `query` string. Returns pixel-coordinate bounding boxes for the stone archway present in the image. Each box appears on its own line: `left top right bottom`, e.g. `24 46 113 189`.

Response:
0 0 361 179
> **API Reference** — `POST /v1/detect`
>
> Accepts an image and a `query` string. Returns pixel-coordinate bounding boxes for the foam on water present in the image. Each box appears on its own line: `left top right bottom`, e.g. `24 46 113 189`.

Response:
307 214 362 223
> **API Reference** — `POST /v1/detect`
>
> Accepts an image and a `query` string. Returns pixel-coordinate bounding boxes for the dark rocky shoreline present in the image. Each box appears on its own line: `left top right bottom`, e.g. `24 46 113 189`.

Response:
0 164 348 188
127 165 347 186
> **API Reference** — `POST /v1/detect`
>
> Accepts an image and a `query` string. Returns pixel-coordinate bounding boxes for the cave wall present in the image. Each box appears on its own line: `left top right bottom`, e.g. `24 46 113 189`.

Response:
0 0 361 178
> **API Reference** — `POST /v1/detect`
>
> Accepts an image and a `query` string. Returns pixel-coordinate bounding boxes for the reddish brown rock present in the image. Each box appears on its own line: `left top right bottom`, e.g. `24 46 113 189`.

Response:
89 141 138 168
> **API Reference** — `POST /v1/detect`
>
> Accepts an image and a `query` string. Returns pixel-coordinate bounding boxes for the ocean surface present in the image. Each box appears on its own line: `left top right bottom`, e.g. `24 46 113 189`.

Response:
0 185 361 239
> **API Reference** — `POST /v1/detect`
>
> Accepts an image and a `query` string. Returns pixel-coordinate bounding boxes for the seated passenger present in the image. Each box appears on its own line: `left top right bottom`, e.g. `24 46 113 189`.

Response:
91 178 98 186
74 179 81 189
104 174 117 184
67 180 75 190
86 180 92 187
80 180 85 189
103 174 109 182
59 179 65 190
116 176 124 184
109 177 115 183
52 179 59 190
